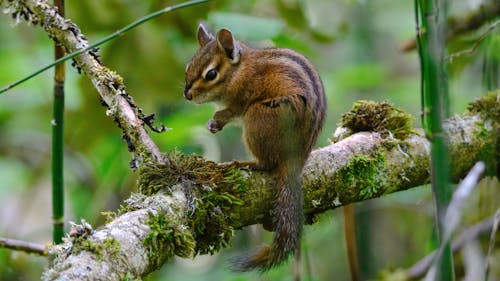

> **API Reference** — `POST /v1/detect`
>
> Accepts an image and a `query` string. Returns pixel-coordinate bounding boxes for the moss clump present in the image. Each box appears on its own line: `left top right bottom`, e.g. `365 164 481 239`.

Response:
339 100 414 140
138 150 246 256
339 153 388 200
101 211 117 224
143 212 196 268
467 91 500 121
72 237 121 261
467 91 500 177
138 150 247 196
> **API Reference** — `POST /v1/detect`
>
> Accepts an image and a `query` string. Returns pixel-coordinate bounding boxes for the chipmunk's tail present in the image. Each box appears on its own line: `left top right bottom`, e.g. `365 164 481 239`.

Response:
231 163 303 272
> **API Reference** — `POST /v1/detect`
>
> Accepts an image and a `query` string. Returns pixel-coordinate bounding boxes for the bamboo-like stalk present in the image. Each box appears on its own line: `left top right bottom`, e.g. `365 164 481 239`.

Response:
416 0 454 280
52 0 65 244
482 36 500 90
0 0 210 94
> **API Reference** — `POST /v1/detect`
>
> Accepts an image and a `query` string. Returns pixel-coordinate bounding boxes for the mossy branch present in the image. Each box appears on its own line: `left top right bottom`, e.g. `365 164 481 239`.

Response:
0 0 194 166
42 95 499 280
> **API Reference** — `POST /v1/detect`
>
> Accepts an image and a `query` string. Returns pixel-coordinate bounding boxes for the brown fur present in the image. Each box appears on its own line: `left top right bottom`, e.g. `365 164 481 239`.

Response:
184 24 326 271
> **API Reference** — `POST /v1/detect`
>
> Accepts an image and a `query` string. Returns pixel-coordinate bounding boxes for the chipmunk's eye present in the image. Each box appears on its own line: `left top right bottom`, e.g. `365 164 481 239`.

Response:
204 69 218 81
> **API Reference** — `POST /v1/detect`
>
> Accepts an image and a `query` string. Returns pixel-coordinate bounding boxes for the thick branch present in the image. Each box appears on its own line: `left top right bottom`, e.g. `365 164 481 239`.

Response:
41 104 498 280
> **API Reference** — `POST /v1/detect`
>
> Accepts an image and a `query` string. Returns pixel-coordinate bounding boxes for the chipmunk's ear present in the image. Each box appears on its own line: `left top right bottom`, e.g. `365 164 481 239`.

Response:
197 23 214 47
216 28 241 64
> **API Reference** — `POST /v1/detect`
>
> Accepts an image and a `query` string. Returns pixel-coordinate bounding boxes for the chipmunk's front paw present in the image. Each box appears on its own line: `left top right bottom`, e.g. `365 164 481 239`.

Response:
206 119 222 134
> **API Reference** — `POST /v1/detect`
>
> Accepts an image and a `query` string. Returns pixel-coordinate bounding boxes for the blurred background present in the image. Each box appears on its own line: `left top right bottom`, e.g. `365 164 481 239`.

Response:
0 0 498 280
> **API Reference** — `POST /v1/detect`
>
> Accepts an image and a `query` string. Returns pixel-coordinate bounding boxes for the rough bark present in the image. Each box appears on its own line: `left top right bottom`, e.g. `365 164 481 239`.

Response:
42 106 498 280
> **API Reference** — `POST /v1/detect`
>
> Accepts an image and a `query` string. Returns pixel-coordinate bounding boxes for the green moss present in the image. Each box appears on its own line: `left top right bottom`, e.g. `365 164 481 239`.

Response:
467 91 500 177
339 100 414 140
138 150 247 195
72 237 121 261
339 153 388 200
143 212 196 269
101 211 117 224
120 272 140 281
467 91 500 121
139 150 246 257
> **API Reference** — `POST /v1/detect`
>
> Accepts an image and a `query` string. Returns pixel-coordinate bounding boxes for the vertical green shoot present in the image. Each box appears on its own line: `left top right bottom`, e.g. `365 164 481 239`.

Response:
52 0 65 244
416 0 454 280
482 34 500 90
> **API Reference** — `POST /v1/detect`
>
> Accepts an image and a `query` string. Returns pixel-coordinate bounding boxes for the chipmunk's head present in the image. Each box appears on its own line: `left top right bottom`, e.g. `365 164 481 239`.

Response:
184 24 242 104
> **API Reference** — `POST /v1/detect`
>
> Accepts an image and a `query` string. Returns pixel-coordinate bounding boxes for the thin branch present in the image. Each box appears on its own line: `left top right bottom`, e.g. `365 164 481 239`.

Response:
0 0 210 165
407 214 497 280
443 162 485 243
425 162 485 281
485 209 500 280
401 1 500 52
446 20 500 62
0 237 47 255
0 0 210 94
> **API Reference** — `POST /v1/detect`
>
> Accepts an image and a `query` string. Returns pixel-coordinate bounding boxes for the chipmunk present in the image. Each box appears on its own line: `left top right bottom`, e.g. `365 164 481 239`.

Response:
184 24 326 271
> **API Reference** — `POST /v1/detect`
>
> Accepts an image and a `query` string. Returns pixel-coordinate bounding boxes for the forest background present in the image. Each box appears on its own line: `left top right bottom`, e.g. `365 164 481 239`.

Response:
0 0 498 280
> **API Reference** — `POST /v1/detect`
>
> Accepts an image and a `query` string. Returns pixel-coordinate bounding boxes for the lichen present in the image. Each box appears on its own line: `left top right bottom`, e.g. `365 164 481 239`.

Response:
338 153 388 200
138 150 246 256
337 100 414 141
1 1 41 26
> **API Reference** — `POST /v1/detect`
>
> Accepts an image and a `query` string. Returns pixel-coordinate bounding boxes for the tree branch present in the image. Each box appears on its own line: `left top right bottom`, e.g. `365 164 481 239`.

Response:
407 214 497 280
41 96 498 280
401 0 500 52
0 237 47 255
1 0 166 166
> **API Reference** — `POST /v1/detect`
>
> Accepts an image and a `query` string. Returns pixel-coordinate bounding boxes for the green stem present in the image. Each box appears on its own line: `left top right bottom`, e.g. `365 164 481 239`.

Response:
52 0 65 244
415 0 427 135
0 0 210 94
482 38 500 90
417 0 454 280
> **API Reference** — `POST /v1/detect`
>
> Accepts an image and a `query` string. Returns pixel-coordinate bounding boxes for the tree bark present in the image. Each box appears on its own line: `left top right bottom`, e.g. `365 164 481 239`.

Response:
42 107 498 280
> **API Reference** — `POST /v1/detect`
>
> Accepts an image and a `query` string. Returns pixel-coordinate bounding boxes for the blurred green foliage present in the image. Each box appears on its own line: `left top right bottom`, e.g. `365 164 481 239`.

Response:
0 0 497 280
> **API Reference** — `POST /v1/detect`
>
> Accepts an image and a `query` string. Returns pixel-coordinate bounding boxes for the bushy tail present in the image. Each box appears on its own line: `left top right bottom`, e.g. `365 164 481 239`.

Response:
231 163 304 272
